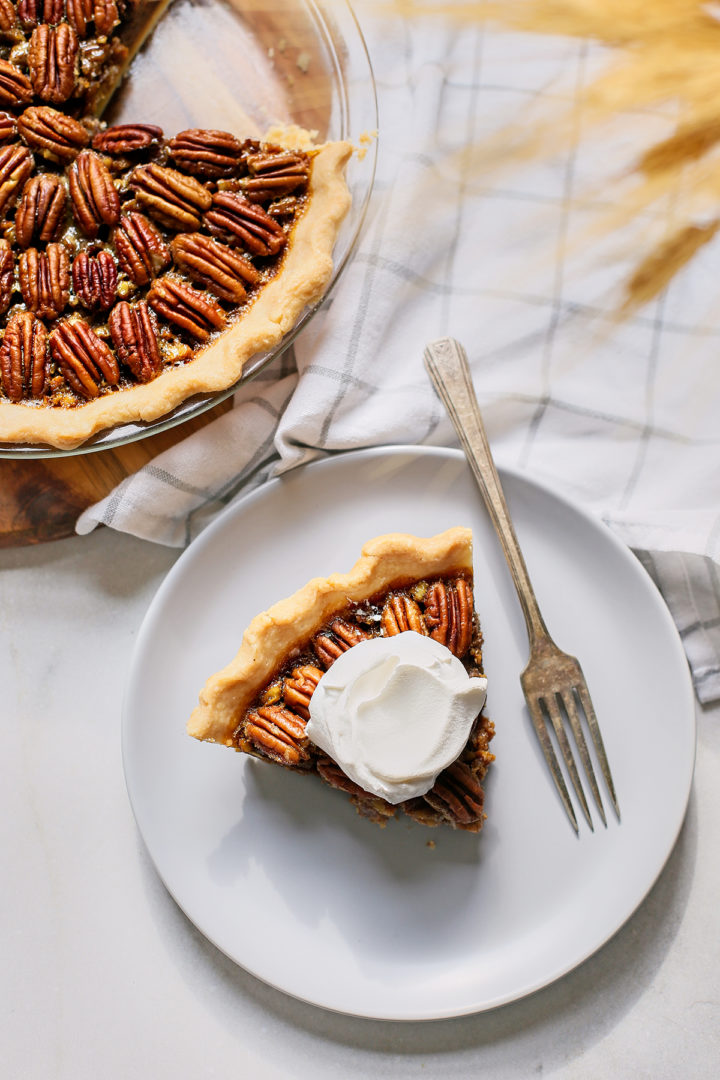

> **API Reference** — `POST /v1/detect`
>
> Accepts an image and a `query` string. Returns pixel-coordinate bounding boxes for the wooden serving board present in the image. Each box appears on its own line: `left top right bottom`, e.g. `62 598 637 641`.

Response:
0 400 232 547
0 0 333 548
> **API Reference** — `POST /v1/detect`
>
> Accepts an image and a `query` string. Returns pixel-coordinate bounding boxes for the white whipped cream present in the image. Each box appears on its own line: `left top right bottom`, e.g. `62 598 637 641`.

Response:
306 631 487 804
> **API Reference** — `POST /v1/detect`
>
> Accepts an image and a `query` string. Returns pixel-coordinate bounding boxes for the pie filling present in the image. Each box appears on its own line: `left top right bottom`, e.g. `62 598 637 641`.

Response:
0 117 314 408
233 573 496 831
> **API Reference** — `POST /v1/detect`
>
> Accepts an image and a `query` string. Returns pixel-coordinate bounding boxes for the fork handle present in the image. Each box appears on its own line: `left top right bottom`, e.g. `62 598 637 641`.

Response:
424 337 549 652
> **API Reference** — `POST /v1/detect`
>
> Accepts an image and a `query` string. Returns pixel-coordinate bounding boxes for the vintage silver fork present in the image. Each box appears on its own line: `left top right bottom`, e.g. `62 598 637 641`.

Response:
424 337 620 832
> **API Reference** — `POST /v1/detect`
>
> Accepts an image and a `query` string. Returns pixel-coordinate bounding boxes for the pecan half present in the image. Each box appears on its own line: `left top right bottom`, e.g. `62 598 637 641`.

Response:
0 311 47 402
170 232 259 302
15 172 66 248
17 0 64 27
72 249 116 310
112 210 170 285
316 757 367 797
205 191 286 256
244 704 310 767
49 317 119 398
129 164 211 231
424 578 474 657
0 143 34 216
283 664 323 721
0 60 34 110
67 0 119 36
314 619 370 668
28 24 79 105
108 299 161 382
18 106 89 163
316 756 396 823
92 122 163 155
242 149 309 202
0 112 16 143
18 242 69 320
0 237 13 313
147 276 225 341
400 797 446 827
68 150 120 236
381 594 427 637
168 128 242 179
0 0 17 32
423 761 484 828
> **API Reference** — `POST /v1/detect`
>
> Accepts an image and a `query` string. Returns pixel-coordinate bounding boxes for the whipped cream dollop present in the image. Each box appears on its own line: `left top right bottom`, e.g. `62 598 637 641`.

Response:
306 631 487 804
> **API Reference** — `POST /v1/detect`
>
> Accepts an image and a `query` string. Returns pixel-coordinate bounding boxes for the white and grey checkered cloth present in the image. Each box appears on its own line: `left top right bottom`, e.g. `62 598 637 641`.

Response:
77 8 720 703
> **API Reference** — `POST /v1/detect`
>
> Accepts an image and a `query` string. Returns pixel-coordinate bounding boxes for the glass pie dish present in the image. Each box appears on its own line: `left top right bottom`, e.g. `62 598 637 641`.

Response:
0 0 377 458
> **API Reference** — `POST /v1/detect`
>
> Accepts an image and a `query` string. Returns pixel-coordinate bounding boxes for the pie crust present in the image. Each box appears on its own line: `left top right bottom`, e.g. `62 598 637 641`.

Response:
189 527 475 745
0 137 352 448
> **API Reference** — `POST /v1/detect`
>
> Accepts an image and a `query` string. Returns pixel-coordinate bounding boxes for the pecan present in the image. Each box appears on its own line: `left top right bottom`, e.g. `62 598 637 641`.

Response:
170 232 259 303
68 150 120 237
424 577 474 657
0 111 16 143
244 704 310 767
17 0 64 27
381 594 427 637
0 236 13 313
316 757 396 823
72 249 116 310
92 123 163 155
112 210 170 285
423 761 484 827
0 60 34 110
242 149 309 202
0 0 17 33
129 164 211 231
18 242 70 320
49 317 119 398
314 619 370 668
400 798 446 827
108 299 161 382
28 24 79 105
18 106 89 163
15 173 66 248
0 144 34 216
205 191 286 256
316 757 367 797
168 128 242 179
67 0 119 36
147 276 225 341
0 311 47 402
283 664 323 721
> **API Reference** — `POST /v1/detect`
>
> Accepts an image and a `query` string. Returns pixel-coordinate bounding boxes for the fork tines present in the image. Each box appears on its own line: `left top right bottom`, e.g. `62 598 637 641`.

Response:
522 673 620 833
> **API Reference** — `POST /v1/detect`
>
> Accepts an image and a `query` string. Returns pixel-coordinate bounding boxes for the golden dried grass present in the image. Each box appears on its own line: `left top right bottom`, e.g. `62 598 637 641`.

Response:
391 0 720 314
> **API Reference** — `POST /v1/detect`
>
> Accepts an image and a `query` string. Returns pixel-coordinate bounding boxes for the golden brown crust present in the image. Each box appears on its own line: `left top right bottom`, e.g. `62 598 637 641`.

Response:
0 137 352 449
188 527 474 745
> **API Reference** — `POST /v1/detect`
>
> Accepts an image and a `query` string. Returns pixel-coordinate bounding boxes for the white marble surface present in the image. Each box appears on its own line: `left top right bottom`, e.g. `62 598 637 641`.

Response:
2 526 719 1079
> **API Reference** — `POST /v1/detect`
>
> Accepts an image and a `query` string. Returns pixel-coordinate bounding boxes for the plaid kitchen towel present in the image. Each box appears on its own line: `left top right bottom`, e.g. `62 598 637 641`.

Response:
76 6 720 703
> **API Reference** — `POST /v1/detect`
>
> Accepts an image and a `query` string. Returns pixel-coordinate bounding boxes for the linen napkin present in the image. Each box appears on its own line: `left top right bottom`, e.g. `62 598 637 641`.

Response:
76 6 720 703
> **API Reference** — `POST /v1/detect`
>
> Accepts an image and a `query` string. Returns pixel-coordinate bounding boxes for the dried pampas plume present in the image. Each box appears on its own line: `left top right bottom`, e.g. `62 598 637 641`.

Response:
393 0 720 314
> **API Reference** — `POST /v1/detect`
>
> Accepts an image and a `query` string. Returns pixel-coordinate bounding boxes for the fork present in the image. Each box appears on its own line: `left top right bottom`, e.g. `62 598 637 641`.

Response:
424 337 620 832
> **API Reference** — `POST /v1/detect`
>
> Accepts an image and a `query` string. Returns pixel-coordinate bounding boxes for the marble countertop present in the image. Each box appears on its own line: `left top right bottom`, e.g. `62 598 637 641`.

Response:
2 526 719 1079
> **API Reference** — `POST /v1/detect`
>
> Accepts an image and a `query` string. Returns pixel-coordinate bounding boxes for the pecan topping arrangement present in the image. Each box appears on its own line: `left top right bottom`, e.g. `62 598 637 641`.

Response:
0 117 314 415
233 573 494 833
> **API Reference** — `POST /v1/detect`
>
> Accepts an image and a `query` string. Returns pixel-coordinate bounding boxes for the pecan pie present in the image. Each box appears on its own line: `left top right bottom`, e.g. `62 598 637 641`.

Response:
189 528 496 832
0 2 352 447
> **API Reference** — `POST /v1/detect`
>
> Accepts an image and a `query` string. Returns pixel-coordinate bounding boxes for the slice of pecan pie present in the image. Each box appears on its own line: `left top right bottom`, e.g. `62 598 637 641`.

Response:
0 1 352 448
189 528 495 832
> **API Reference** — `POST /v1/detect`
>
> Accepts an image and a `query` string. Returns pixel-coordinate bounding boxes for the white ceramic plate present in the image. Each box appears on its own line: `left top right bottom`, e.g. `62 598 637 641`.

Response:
122 446 696 1020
